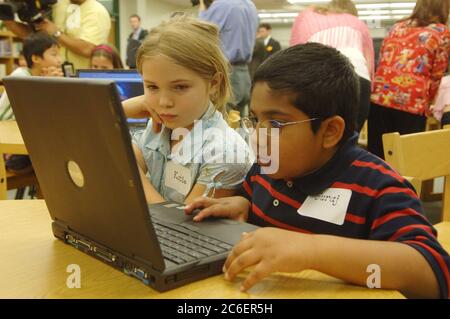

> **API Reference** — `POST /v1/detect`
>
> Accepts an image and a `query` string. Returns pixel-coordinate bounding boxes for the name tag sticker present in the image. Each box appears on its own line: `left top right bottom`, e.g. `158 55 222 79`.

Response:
164 161 192 196
297 188 352 225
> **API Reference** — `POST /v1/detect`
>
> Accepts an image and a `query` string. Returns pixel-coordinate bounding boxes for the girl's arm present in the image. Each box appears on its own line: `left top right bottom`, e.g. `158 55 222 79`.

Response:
122 95 151 118
137 165 166 203
132 144 165 203
184 184 237 204
122 95 162 133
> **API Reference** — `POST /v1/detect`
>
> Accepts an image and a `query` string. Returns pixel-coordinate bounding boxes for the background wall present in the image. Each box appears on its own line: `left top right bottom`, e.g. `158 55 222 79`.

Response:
118 1 389 65
118 0 190 62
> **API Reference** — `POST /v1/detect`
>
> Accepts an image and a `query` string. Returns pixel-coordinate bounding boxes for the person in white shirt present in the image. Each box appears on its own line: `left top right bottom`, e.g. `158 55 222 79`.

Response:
0 32 63 174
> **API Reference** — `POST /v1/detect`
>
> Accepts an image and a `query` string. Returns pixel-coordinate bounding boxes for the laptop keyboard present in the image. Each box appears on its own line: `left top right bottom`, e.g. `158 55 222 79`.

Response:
153 222 233 265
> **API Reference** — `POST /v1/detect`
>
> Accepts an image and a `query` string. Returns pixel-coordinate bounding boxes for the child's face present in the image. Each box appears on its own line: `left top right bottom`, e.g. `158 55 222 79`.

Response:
91 56 114 70
34 45 62 69
250 82 333 180
141 54 216 130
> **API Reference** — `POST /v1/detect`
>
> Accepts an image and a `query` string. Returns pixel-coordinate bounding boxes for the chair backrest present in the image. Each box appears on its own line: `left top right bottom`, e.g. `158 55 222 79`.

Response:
0 148 6 200
383 126 450 222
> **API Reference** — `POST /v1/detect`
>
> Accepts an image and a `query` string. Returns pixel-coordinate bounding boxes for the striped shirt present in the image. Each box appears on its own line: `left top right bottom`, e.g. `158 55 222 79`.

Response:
290 8 374 81
0 67 31 121
241 133 450 298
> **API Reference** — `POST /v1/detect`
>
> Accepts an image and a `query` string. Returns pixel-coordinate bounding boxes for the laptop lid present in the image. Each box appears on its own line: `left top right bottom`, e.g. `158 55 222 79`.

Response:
4 77 165 271
76 69 147 125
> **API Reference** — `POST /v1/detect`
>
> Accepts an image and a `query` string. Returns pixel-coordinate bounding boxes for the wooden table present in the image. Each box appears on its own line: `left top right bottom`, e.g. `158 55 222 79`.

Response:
0 121 27 155
0 200 408 299
0 121 31 199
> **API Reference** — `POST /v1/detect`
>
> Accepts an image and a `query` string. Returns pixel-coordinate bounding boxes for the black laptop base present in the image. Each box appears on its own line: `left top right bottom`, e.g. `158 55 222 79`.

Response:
52 221 229 292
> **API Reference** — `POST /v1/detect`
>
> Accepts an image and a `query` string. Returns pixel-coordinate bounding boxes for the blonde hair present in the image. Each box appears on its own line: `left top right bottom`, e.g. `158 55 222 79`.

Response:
136 16 231 115
314 0 358 16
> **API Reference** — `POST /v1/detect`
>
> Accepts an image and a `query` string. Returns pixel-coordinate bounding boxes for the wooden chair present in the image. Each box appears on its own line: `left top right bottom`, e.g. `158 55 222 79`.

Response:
357 120 368 149
421 117 444 201
0 151 39 200
382 126 450 222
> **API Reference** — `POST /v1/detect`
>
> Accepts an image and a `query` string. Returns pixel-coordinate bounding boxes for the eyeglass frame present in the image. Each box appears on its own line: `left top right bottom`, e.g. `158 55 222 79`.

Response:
242 116 321 136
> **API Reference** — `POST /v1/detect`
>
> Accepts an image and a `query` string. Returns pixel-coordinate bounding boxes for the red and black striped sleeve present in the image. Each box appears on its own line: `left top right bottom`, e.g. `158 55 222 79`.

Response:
368 178 450 299
238 163 258 201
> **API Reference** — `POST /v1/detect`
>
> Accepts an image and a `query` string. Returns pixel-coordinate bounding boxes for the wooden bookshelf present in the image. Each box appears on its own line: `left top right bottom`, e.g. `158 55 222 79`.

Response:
0 30 23 77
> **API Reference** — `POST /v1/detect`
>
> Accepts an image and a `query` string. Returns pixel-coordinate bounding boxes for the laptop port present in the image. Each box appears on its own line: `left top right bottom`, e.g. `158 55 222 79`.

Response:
76 239 91 251
123 265 150 285
93 247 116 263
65 234 76 246
134 267 147 280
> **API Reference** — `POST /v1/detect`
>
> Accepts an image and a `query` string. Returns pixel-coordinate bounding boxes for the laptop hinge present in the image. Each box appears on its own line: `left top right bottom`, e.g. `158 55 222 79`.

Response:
53 218 71 230
134 255 164 272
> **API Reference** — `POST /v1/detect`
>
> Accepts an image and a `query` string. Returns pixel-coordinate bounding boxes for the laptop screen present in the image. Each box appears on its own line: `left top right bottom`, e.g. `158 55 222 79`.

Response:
76 69 147 125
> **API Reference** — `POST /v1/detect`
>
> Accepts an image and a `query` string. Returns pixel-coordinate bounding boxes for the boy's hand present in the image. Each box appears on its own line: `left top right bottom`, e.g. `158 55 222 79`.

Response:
223 228 314 292
184 196 250 222
41 66 64 77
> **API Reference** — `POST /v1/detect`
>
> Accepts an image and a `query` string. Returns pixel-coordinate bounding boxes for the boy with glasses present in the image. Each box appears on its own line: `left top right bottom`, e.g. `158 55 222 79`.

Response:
185 43 450 298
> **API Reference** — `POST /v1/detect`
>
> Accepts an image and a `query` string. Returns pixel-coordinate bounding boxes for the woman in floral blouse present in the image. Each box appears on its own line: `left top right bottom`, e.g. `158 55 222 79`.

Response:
368 0 450 159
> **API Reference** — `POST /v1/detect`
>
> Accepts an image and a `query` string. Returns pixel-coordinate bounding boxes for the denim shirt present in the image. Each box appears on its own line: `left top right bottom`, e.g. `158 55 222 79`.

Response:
133 103 254 203
199 0 259 64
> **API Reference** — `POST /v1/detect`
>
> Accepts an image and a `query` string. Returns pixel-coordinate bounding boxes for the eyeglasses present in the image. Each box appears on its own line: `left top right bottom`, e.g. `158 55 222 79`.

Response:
242 116 321 136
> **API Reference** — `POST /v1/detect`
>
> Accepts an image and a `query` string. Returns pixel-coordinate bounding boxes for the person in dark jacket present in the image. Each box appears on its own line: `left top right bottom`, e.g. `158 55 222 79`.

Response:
126 14 148 69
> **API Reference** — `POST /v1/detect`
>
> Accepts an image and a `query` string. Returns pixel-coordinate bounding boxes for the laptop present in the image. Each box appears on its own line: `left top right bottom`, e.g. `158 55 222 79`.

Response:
4 77 259 292
76 69 147 127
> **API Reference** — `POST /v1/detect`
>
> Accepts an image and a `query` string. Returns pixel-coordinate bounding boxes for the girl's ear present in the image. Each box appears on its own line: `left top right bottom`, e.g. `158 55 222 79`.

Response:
320 115 345 149
209 72 222 98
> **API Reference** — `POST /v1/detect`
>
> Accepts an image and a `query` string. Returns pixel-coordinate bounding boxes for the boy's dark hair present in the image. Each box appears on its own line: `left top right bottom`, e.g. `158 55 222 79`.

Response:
253 42 358 142
259 23 272 30
23 32 58 68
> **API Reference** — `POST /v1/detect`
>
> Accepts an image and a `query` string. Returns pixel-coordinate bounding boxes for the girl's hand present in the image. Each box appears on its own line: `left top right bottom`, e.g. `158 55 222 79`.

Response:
122 95 162 133
184 196 250 222
223 228 315 292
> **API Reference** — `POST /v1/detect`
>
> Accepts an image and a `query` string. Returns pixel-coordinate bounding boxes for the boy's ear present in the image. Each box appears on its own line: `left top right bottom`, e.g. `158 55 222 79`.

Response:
320 116 345 149
31 54 42 66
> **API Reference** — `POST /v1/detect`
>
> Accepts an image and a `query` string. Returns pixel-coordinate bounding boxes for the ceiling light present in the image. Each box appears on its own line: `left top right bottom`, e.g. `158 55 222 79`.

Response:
356 3 415 9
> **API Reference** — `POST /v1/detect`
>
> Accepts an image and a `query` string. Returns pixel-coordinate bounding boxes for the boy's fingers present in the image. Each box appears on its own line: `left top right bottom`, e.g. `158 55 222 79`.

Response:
184 197 216 214
240 261 271 292
192 204 228 221
223 237 253 271
224 250 261 282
